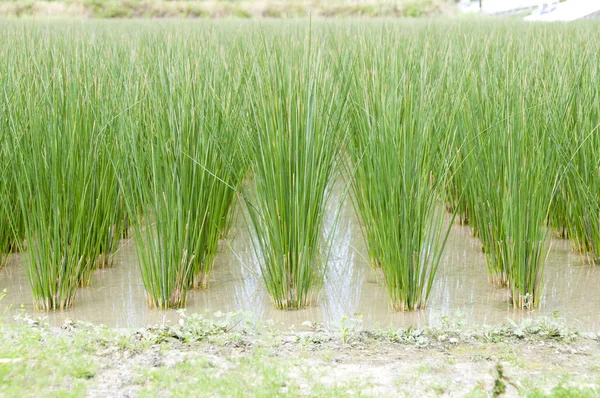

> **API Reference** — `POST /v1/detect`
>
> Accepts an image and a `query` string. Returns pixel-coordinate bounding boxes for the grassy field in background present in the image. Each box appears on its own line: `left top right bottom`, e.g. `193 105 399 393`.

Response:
0 0 455 19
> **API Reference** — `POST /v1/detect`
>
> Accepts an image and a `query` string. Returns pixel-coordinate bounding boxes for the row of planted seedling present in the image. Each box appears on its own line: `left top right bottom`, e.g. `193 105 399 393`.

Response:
444 29 600 309
0 21 599 313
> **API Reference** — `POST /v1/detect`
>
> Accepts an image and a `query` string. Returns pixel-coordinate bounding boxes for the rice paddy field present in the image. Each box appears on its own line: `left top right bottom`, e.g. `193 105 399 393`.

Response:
1 18 600 397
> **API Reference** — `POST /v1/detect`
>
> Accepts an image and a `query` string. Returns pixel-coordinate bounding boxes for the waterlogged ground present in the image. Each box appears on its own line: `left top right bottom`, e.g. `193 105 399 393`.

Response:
0 197 599 331
2 199 600 396
1 314 600 397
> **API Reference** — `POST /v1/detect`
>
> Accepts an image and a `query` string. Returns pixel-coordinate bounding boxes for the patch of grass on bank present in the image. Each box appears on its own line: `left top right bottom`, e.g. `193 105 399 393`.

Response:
1 312 599 397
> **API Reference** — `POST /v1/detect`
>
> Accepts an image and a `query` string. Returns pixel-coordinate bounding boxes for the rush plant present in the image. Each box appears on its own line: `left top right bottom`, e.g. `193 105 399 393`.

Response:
243 29 349 309
123 36 247 309
347 35 457 311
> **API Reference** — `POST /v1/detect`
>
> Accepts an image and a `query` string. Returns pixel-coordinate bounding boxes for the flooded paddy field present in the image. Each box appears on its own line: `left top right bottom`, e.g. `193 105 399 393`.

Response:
2 20 600 397
2 203 598 331
2 20 600 322
3 200 600 396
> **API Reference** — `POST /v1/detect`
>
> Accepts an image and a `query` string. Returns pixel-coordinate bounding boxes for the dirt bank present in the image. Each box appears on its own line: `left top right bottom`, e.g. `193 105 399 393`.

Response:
1 312 599 397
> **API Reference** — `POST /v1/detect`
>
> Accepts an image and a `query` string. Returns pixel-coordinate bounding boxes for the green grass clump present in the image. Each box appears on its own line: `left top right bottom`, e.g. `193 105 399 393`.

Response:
123 35 247 308
347 34 456 311
542 40 600 265
243 28 349 309
459 31 563 307
494 113 559 309
0 42 23 267
7 53 107 309
551 52 600 264
1 26 127 310
563 129 600 265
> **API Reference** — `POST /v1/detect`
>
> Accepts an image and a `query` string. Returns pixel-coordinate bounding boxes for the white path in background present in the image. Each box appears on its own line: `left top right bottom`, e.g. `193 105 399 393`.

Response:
480 0 542 14
525 0 600 21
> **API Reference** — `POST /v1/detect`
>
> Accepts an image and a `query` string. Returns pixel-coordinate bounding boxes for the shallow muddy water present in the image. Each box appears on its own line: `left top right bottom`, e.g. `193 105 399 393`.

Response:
1 197 599 331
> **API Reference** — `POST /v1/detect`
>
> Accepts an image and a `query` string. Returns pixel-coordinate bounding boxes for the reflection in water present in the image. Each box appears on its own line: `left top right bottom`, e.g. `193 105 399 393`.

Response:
1 195 599 331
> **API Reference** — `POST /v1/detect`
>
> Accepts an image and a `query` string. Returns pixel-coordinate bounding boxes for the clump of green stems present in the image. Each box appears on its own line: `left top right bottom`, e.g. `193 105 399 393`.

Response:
2 27 129 310
562 128 600 265
347 35 456 311
0 41 23 267
123 37 247 309
6 46 112 309
460 34 562 308
243 29 349 309
0 146 24 268
480 109 559 309
549 50 600 264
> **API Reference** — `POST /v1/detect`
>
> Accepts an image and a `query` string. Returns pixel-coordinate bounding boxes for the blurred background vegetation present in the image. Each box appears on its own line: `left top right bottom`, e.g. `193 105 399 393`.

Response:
0 0 460 18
